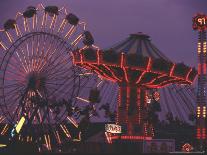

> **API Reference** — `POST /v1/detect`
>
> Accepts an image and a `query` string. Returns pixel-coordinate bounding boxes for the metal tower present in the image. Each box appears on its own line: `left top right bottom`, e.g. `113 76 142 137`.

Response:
193 13 207 150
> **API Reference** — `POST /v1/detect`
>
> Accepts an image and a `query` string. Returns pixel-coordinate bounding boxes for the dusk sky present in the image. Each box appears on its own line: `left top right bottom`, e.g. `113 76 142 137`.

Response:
0 0 207 67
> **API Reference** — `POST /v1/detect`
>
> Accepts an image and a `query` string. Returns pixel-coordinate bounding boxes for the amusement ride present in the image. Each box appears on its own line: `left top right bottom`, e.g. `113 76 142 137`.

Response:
0 4 206 153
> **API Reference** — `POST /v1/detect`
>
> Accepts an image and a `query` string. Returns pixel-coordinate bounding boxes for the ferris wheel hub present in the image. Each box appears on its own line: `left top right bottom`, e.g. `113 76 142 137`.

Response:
27 72 46 91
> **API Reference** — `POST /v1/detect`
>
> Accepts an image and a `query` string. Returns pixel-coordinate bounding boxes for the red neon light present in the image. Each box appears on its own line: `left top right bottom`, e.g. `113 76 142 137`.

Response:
186 68 192 80
97 49 100 65
202 128 206 139
103 64 122 82
73 50 195 86
197 128 201 139
111 135 152 140
121 52 124 68
137 88 141 124
87 64 116 82
126 86 130 124
117 86 121 123
136 71 146 84
121 136 152 140
71 52 75 65
147 57 151 71
170 64 175 76
203 63 206 74
105 132 112 144
123 67 129 82
144 123 147 136
198 63 201 75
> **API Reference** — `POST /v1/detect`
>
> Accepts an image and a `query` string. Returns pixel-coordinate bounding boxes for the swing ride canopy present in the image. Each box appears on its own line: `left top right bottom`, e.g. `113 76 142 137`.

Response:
72 32 197 88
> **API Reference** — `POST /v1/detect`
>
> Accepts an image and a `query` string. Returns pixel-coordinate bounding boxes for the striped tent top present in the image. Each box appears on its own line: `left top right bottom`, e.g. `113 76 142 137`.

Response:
105 32 170 61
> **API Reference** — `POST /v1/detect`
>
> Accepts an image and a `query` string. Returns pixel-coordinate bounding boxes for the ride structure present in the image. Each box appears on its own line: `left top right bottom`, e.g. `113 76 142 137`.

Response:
193 13 207 150
72 32 197 142
0 4 97 151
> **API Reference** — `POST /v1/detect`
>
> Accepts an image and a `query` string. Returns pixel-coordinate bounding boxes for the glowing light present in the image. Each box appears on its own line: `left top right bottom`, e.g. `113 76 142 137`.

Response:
203 63 206 74
103 64 122 82
76 97 90 103
105 132 112 144
0 116 5 123
126 86 130 124
67 116 78 128
14 24 22 36
71 33 83 46
111 135 152 140
147 57 151 71
32 14 37 29
202 128 206 139
1 124 9 135
97 80 103 87
60 124 71 138
5 31 14 43
197 106 201 118
55 131 61 144
0 144 7 148
203 42 207 53
120 52 124 68
123 67 129 82
79 72 93 76
23 18 30 32
0 41 8 50
73 132 82 141
105 124 122 134
137 88 141 124
203 106 206 118
65 26 76 39
186 68 193 80
50 14 57 29
197 42 201 54
58 19 66 32
136 71 146 84
144 123 147 136
182 143 193 152
169 64 175 76
41 13 47 27
198 63 201 75
16 116 25 133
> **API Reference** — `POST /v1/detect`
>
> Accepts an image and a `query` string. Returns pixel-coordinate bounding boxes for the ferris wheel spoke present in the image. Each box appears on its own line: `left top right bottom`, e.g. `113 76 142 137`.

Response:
46 78 76 97
42 55 73 77
46 66 74 80
23 17 30 32
19 36 34 73
6 59 26 74
15 48 31 72
14 50 29 73
35 35 50 71
34 33 52 72
39 42 67 72
13 44 31 73
5 68 26 80
2 83 24 89
3 87 25 100
37 38 66 72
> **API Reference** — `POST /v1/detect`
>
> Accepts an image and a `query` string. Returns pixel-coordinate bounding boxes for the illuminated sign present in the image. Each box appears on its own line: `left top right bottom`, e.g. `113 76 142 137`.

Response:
193 14 207 31
105 124 121 134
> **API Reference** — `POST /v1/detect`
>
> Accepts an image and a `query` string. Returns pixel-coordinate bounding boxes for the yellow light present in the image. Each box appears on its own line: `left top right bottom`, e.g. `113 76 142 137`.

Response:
0 144 7 148
16 116 25 133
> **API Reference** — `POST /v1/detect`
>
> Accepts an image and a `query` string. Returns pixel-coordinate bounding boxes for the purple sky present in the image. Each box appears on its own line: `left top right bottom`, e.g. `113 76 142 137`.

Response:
0 0 207 67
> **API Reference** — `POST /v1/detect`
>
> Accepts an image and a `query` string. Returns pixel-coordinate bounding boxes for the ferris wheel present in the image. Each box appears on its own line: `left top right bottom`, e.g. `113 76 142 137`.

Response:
0 4 98 151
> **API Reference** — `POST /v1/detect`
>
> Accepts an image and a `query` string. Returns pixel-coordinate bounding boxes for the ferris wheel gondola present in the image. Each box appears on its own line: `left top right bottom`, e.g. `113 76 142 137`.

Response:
0 4 98 151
